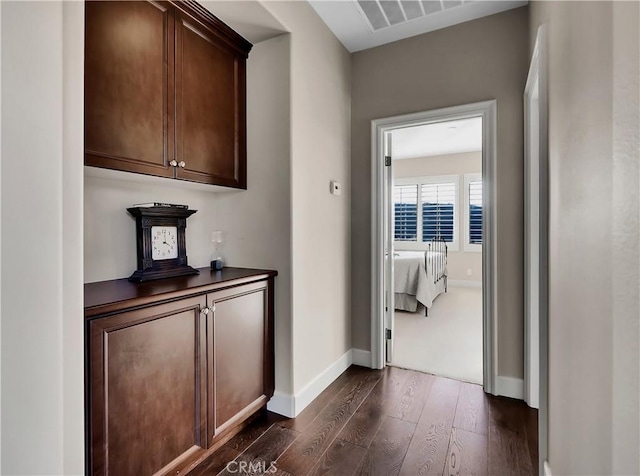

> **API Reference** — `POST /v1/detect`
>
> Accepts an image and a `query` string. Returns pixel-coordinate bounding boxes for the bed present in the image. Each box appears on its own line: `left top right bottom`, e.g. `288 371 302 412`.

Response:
394 238 448 315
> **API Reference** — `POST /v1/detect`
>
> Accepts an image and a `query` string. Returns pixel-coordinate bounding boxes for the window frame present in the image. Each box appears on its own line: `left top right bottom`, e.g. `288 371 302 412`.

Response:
394 174 460 252
464 173 483 252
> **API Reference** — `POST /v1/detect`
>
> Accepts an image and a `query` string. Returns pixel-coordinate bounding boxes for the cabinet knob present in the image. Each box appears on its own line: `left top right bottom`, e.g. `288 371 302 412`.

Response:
169 160 178 167
178 161 186 168
208 304 216 313
200 307 209 315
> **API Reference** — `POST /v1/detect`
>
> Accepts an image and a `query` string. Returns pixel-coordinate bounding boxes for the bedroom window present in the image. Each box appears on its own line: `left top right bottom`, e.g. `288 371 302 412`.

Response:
464 173 483 251
394 175 459 251
394 184 418 241
421 182 456 242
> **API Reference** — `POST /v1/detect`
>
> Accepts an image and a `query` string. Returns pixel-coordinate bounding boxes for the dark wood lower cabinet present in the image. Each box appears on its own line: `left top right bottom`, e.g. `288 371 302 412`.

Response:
85 268 276 476
208 282 269 442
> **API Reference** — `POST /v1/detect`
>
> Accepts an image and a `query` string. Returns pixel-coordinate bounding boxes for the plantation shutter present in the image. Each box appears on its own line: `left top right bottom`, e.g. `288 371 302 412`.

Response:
421 182 455 242
394 184 418 241
469 181 483 244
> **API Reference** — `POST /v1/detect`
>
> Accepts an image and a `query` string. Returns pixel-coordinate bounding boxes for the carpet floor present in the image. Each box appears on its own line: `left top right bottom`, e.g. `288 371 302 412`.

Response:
390 285 483 384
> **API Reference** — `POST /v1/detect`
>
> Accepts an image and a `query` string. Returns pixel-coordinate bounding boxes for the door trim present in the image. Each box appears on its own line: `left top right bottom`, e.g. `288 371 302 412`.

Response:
370 100 498 395
525 24 549 474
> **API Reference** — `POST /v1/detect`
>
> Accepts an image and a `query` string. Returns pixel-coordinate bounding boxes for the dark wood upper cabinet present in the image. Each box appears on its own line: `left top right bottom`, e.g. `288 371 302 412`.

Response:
175 9 247 188
84 0 251 188
85 1 175 178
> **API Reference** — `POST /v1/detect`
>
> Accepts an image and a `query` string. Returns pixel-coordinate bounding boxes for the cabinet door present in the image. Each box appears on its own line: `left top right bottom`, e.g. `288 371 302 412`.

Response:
85 1 175 178
174 10 247 188
207 281 273 444
88 296 207 476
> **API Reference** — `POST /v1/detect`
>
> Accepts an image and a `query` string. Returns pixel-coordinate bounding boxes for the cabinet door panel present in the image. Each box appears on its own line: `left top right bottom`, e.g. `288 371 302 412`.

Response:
175 12 247 188
208 283 267 441
85 1 174 177
89 296 206 475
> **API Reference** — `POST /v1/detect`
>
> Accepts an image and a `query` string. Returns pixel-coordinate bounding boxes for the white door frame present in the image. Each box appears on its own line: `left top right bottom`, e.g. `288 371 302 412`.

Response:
370 100 498 395
525 24 548 472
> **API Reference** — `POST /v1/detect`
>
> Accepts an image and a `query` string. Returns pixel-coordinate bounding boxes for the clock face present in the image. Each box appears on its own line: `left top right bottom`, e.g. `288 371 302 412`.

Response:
151 226 178 260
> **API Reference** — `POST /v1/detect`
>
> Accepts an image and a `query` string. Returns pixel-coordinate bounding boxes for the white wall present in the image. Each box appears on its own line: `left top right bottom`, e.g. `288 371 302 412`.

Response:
611 4 640 472
350 7 530 379
1 1 84 473
62 2 85 473
216 33 293 395
261 1 352 394
394 152 482 282
529 1 640 474
84 172 219 282
0 2 3 470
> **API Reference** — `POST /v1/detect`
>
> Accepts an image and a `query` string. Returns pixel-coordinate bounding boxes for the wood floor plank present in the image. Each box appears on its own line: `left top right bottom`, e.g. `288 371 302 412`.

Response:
338 366 411 448
189 444 240 476
388 370 434 423
445 427 487 476
399 376 462 476
487 395 528 436
226 411 287 452
309 438 367 476
272 470 294 476
488 424 533 476
218 425 299 476
356 416 416 476
525 406 539 475
276 371 381 475
281 366 380 433
487 394 535 476
191 411 285 476
453 383 489 436
190 366 539 476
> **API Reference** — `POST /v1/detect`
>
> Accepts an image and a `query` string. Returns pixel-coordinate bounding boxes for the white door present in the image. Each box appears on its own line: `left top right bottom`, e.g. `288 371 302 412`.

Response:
383 132 395 362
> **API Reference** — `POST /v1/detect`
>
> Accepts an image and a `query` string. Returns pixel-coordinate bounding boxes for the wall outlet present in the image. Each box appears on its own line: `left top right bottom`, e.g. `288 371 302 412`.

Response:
466 269 472 276
330 181 342 195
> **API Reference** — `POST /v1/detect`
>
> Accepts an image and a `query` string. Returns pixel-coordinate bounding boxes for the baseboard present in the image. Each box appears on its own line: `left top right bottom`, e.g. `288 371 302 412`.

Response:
294 349 353 415
268 348 364 418
543 461 552 476
448 280 482 288
266 391 295 418
495 376 524 399
351 348 372 367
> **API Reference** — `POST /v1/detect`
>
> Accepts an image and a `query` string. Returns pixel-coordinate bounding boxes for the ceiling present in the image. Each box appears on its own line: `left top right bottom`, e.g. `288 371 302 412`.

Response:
391 116 482 159
200 1 288 44
308 0 528 52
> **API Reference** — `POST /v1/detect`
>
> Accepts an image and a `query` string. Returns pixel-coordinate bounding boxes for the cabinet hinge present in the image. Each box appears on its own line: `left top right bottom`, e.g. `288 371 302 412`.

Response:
386 328 392 339
385 156 392 167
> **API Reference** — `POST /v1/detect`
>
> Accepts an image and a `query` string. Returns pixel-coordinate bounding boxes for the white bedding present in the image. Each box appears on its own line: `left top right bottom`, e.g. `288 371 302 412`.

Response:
394 250 447 312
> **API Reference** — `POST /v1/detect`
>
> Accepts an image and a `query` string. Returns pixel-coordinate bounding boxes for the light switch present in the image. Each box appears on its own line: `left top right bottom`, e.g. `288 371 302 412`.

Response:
330 181 342 196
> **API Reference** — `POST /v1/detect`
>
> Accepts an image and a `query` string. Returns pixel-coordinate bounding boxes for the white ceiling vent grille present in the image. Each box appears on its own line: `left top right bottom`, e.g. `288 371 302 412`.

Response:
356 0 469 31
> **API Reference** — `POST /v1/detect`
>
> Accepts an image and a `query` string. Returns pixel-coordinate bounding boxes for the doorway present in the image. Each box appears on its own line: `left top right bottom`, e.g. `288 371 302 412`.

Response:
371 101 497 394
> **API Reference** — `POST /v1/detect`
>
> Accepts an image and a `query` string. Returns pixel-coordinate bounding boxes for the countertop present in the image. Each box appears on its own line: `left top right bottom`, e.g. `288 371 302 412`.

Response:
84 266 277 318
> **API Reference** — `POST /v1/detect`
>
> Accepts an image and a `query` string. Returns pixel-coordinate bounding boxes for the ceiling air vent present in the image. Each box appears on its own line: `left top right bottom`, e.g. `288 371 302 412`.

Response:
356 0 468 31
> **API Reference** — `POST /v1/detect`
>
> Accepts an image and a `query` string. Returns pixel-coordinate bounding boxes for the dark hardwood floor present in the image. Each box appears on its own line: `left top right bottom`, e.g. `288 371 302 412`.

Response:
191 366 538 476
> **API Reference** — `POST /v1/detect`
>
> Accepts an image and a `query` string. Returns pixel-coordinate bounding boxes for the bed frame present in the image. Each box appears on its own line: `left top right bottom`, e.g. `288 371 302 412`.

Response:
424 236 448 316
